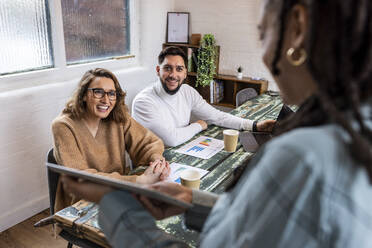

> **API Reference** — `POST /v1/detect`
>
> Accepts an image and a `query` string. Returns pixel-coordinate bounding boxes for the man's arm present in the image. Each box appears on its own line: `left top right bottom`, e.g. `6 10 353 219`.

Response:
132 98 203 147
187 86 276 132
187 86 253 130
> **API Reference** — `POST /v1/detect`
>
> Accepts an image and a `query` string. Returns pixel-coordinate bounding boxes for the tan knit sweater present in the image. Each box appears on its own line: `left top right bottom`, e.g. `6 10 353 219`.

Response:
52 113 164 212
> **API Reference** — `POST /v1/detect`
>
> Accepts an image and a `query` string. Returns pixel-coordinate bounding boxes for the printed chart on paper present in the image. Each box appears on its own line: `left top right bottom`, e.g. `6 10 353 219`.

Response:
175 136 224 159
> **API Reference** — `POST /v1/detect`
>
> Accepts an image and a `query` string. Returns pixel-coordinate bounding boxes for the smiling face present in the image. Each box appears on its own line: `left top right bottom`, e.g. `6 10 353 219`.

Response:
156 55 187 94
83 77 116 122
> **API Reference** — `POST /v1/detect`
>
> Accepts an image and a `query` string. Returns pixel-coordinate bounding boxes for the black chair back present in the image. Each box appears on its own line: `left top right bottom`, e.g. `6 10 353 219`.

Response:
46 148 104 248
236 88 258 107
47 148 59 215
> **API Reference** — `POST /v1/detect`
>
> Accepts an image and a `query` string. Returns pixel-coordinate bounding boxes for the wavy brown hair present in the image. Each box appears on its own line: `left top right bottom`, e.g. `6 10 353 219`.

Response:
63 68 129 123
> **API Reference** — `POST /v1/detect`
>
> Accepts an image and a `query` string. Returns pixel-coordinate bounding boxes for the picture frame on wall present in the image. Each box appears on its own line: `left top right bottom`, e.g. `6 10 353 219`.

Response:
166 12 190 43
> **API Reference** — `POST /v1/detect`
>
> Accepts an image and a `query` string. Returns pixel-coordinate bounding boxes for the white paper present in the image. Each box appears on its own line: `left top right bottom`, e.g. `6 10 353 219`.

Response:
175 136 224 159
167 13 189 43
167 162 209 184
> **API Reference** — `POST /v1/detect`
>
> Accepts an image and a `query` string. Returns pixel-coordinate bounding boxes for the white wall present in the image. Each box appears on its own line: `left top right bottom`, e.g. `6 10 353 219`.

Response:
0 0 174 232
0 0 276 232
174 0 278 91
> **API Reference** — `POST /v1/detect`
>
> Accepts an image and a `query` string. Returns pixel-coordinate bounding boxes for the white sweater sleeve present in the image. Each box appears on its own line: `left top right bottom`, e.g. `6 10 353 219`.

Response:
187 86 253 131
132 98 202 147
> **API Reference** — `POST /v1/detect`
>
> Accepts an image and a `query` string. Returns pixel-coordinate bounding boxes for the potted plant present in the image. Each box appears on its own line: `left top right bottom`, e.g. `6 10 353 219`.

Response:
196 34 217 87
237 66 243 79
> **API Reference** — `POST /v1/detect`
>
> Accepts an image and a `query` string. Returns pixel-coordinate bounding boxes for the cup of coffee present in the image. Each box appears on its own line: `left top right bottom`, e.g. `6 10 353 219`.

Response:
180 170 201 189
223 129 239 152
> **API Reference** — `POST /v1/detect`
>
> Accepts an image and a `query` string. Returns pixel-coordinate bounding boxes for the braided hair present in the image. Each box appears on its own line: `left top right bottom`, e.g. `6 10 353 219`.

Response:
227 0 372 190
271 0 372 180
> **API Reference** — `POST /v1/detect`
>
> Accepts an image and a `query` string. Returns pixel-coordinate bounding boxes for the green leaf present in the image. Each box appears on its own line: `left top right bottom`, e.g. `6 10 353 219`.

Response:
196 34 217 87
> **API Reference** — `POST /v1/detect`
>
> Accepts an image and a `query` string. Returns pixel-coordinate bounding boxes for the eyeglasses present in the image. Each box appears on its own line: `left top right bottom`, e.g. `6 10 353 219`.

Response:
87 88 117 100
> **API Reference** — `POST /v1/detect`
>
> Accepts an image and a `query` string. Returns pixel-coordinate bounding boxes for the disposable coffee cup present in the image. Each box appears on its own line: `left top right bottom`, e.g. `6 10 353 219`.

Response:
223 129 239 152
180 170 201 189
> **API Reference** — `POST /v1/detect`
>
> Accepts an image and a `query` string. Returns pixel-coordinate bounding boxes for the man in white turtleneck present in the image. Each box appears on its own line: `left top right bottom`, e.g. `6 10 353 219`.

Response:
132 46 275 147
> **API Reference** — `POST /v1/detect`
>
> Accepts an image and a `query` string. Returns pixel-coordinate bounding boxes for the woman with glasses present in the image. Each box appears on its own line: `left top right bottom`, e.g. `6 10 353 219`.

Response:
52 68 170 212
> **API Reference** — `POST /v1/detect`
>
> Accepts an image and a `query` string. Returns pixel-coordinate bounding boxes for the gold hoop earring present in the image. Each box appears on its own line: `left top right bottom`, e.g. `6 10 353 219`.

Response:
286 47 307 66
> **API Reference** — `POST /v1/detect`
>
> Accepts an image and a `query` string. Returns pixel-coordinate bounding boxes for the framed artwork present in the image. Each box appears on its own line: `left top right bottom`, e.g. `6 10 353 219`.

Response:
166 12 190 43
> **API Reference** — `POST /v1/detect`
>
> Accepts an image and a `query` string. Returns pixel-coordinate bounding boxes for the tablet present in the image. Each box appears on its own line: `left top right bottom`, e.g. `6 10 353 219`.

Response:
277 104 294 121
240 104 295 152
47 163 193 209
239 132 272 152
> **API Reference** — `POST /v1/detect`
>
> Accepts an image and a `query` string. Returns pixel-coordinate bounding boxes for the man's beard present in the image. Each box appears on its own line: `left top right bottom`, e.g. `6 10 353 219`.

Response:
160 77 184 95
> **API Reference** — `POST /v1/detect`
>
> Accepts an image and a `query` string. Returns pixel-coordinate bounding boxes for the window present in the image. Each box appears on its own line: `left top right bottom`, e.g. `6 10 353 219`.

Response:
0 0 53 75
0 0 131 76
61 0 130 64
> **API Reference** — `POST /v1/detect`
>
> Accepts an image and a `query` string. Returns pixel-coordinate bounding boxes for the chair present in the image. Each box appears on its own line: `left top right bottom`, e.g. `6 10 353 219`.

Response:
235 88 258 107
47 148 104 248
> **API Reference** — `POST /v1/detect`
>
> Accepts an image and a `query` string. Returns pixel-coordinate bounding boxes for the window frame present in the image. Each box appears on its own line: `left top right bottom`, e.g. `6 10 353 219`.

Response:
0 0 139 92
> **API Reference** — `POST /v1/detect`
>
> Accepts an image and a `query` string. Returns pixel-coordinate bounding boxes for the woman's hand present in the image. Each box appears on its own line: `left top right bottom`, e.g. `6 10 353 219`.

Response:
136 158 170 184
151 158 171 180
257 119 277 132
61 175 113 203
136 181 192 220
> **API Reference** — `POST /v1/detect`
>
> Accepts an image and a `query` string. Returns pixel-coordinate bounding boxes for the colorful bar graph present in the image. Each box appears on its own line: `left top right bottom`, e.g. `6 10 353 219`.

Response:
186 146 205 153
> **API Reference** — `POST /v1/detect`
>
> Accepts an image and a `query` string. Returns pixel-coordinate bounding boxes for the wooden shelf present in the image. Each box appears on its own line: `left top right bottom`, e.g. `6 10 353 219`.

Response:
217 74 267 85
212 102 235 108
163 43 200 48
187 72 268 95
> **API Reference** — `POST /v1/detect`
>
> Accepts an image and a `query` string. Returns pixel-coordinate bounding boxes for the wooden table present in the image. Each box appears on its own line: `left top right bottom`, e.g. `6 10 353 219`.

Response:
53 93 284 247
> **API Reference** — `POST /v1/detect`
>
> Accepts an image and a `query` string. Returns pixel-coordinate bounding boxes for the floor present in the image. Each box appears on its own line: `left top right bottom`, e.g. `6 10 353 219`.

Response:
0 209 68 248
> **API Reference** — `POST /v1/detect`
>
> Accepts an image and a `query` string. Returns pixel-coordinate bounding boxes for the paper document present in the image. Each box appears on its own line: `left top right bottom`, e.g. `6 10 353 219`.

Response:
175 136 224 159
167 162 209 184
